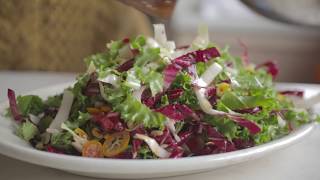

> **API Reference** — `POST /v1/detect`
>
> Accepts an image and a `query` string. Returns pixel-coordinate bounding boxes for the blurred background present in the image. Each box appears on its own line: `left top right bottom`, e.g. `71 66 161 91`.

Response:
0 0 320 83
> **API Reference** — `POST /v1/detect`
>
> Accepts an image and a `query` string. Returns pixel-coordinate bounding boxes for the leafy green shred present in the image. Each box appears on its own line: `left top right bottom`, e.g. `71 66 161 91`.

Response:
38 116 53 133
72 74 89 103
134 67 164 96
45 95 62 108
70 73 91 120
171 72 198 109
217 46 244 69
125 70 141 90
16 121 39 141
118 95 165 129
85 53 114 70
134 47 160 67
65 112 91 129
137 145 157 159
144 71 164 96
102 85 166 129
160 95 169 107
316 115 320 123
84 40 123 70
17 95 44 116
220 91 246 110
196 62 206 76
204 115 239 140
50 131 73 150
284 109 309 127
130 35 146 51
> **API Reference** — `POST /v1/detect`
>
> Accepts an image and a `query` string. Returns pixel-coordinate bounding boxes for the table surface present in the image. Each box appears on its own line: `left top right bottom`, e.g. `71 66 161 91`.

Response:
0 71 320 180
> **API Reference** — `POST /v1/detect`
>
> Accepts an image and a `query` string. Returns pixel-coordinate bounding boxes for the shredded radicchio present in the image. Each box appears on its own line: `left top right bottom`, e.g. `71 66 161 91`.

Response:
228 115 261 135
238 39 249 65
234 106 262 114
7 89 23 122
141 88 163 108
46 145 64 154
152 128 177 148
169 147 184 158
211 138 236 152
164 47 220 89
166 88 184 99
233 138 254 149
122 37 130 44
256 61 279 79
92 112 125 132
130 127 146 158
156 104 199 121
84 73 100 96
117 59 135 72
279 90 304 98
206 87 217 106
163 64 182 89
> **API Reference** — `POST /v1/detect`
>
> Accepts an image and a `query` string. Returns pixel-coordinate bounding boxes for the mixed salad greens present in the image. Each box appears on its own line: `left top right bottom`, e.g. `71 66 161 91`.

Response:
6 24 319 159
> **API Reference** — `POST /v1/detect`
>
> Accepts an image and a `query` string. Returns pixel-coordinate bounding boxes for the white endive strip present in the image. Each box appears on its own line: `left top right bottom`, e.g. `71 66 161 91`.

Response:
86 61 96 74
277 115 287 128
194 88 227 116
126 70 141 90
165 119 181 142
153 24 176 60
46 90 74 133
61 123 87 152
98 74 120 88
29 114 41 125
134 134 171 158
192 24 209 49
154 24 168 46
196 63 223 87
118 44 134 63
98 82 113 106
146 38 160 48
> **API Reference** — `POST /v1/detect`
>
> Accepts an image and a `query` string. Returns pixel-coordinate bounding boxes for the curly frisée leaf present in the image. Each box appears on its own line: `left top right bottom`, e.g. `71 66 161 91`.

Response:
134 48 160 67
144 71 164 96
102 85 166 129
117 94 166 129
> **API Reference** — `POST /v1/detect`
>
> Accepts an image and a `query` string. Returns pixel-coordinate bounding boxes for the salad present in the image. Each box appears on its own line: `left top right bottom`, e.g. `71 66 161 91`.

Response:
6 24 319 159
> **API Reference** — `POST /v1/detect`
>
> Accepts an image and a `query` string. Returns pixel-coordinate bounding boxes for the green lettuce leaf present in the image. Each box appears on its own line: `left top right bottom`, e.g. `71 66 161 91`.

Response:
196 62 207 76
16 121 39 141
65 111 91 129
125 70 141 90
45 95 62 108
117 94 165 129
204 115 239 140
144 71 163 96
220 91 246 110
50 132 73 150
102 85 165 129
38 116 53 133
134 67 164 96
130 35 146 51
17 95 44 116
134 48 160 67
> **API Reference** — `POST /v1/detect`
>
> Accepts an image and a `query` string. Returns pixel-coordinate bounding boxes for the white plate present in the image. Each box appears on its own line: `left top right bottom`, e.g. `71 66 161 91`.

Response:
0 83 316 179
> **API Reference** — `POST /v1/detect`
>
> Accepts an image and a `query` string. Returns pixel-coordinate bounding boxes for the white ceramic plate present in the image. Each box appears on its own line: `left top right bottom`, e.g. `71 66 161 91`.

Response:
0 83 316 179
